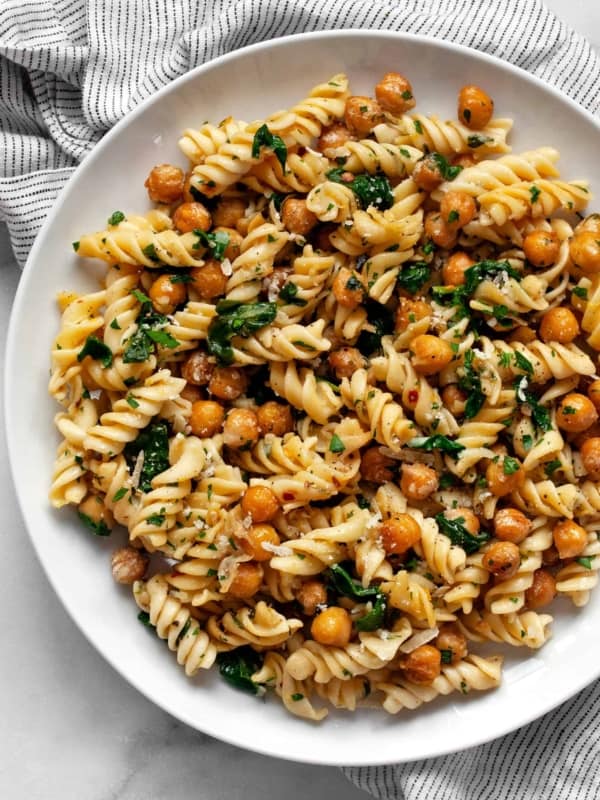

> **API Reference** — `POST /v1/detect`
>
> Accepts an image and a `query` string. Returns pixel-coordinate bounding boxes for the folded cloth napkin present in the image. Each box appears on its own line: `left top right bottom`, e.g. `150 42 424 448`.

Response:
1 1 599 798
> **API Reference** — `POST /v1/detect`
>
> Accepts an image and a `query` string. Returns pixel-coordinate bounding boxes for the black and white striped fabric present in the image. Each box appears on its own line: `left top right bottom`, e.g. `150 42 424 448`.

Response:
1 1 600 797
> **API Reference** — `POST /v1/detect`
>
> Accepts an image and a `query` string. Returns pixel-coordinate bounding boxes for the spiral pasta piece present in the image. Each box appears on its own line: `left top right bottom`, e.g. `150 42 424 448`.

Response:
76 227 205 267
252 651 328 721
206 601 302 650
555 530 600 606
243 150 331 194
457 608 553 649
274 246 335 325
395 113 513 156
333 140 423 178
306 180 358 223
479 179 591 225
268 361 343 424
225 221 291 302
231 319 332 365
178 116 248 164
164 302 217 353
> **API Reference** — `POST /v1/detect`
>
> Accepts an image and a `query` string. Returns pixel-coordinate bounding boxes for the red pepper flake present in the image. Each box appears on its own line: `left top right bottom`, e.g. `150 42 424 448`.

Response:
408 390 419 403
283 492 295 501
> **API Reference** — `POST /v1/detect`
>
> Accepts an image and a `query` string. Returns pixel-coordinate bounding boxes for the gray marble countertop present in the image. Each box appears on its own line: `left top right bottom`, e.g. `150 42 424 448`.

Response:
1 2 598 797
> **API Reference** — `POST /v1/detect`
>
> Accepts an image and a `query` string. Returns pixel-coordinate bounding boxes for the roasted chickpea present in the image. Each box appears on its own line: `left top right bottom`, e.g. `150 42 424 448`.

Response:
172 201 212 233
400 463 439 501
509 325 537 345
570 231 600 274
453 154 477 169
361 447 395 483
310 606 352 647
228 561 264 599
223 408 260 448
485 456 525 497
411 334 454 375
539 306 579 344
424 212 458 250
180 384 202 404
588 380 600 411
313 224 336 252
556 392 598 433
182 350 213 386
145 163 185 204
281 198 318 236
212 197 246 228
435 624 468 665
328 347 367 379
190 259 228 300
575 214 600 236
581 438 600 480
395 298 431 333
457 84 494 129
241 486 281 523
525 569 557 609
215 227 243 261
240 524 281 561
493 508 531 543
542 545 560 567
400 645 441 685
441 384 468 416
442 251 475 287
256 401 294 436
553 519 588 559
297 580 328 616
189 400 225 437
440 191 477 229
316 124 354 156
209 366 248 400
78 494 112 530
148 274 187 314
443 507 480 536
332 267 364 309
343 96 385 136
523 230 560 267
482 540 521 578
111 547 148 585
375 72 415 113
412 154 446 192
379 514 422 555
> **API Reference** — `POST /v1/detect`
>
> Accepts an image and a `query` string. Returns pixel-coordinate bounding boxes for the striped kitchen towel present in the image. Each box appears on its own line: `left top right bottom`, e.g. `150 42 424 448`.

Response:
1 2 600 799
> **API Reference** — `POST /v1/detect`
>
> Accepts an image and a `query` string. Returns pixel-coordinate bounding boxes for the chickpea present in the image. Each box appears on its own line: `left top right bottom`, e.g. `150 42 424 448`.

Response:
440 191 477 229
223 408 260 448
241 486 281 523
310 606 352 647
212 197 247 228
400 645 441 685
281 198 318 236
256 401 294 436
328 347 367 379
180 384 202 404
413 153 446 192
379 514 422 555
215 227 243 261
588 380 600 411
575 214 600 236
435 623 468 665
442 251 475 287
400 463 439 501
523 230 560 267
570 231 600 274
78 494 112 531
424 212 458 250
172 201 212 234
375 72 416 114
395 298 431 333
582 438 600 480
411 334 454 375
313 224 336 252
485 456 525 497
189 400 225 437
297 580 328 616
228 561 264 599
509 325 537 345
525 569 557 609
332 267 364 309
493 508 531 544
453 154 477 169
343 96 385 136
190 260 228 300
316 124 354 156
556 392 598 433
111 546 148 585
443 507 480 536
361 447 395 483
542 545 560 567
144 163 185 204
209 366 248 400
482 540 521 578
457 84 494 129
553 520 587 559
181 350 214 386
148 274 187 314
539 306 579 344
441 384 468 416
240 523 281 561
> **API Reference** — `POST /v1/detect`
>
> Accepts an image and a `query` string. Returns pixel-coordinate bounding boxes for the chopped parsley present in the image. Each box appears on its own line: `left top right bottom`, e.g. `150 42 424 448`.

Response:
407 435 465 457
530 185 541 204
572 286 588 300
207 300 277 365
329 434 346 454
251 124 287 169
137 611 155 628
514 351 534 375
576 557 593 570
193 229 230 260
544 459 562 477
78 511 110 537
107 210 125 226
440 649 453 665
502 456 521 475
279 282 307 306
428 152 463 182
447 209 460 224
112 487 128 502
467 134 492 149
146 513 166 526
77 335 113 368
397 262 431 294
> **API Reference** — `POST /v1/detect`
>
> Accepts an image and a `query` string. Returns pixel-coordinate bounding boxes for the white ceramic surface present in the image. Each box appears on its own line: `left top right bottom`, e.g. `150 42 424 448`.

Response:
5 25 600 772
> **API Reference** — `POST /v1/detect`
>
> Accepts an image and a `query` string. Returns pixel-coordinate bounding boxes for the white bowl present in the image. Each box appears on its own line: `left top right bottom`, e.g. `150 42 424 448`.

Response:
6 30 600 766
